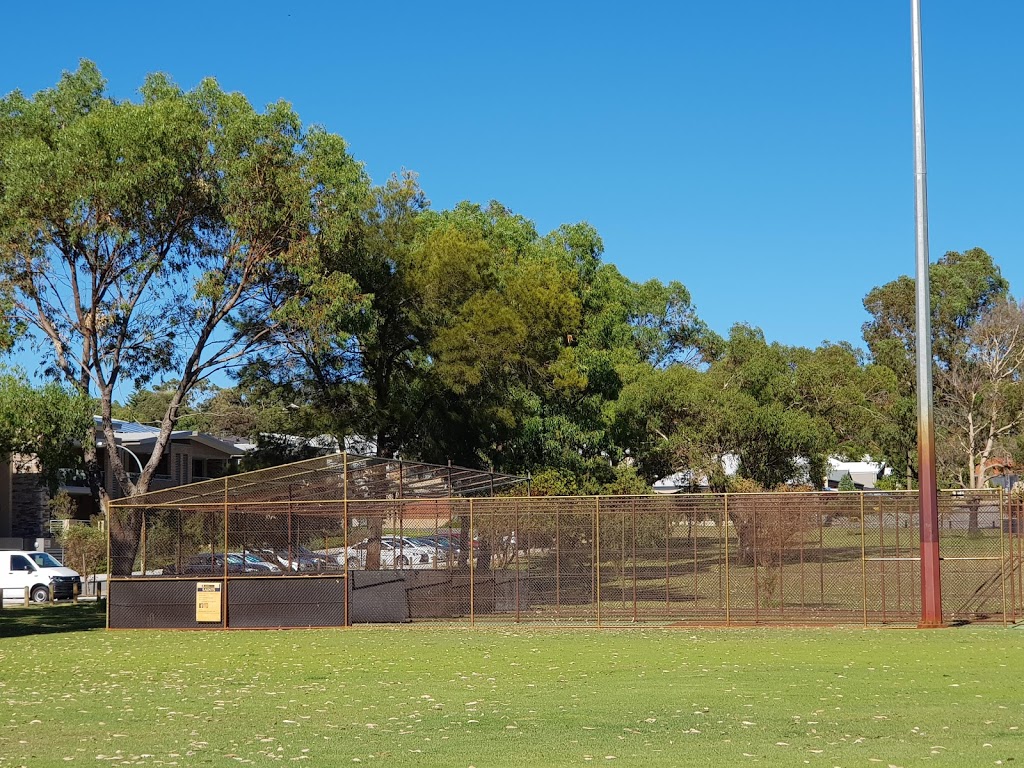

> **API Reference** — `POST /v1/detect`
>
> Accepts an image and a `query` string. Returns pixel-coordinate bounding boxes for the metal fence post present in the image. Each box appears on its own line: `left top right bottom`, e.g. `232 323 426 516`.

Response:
223 477 229 630
343 451 349 629
595 496 601 628
469 497 475 627
817 503 825 610
105 503 111 630
777 495 784 620
861 492 867 627
724 493 730 625
692 499 698 613
665 503 671 613
515 496 521 624
632 498 638 623
999 487 1007 626
753 499 759 624
555 500 561 617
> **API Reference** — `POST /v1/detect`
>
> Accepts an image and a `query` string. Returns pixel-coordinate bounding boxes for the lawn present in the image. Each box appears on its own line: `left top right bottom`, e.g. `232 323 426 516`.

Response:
1 605 1022 767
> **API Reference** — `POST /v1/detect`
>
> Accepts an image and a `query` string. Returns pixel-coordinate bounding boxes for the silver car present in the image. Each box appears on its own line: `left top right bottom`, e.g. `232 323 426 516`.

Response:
340 536 436 569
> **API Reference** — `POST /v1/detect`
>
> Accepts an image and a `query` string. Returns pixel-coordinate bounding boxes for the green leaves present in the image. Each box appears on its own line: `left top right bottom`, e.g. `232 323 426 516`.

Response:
0 61 369 503
861 248 1016 488
0 369 93 490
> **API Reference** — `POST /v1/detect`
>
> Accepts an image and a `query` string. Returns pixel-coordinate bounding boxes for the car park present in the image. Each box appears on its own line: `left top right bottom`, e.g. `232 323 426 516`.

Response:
0 551 82 602
339 536 438 569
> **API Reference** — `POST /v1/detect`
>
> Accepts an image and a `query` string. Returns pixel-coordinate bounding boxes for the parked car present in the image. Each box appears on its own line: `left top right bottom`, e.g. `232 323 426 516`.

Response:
227 553 282 572
258 548 323 572
406 536 459 564
413 534 477 556
0 551 82 602
181 553 254 575
340 536 438 569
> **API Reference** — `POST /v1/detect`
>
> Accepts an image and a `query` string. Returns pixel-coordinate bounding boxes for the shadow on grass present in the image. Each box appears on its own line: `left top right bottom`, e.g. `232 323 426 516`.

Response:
0 601 106 638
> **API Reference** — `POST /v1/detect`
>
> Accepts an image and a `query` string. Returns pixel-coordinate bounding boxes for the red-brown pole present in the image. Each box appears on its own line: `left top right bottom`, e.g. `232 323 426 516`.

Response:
911 0 942 627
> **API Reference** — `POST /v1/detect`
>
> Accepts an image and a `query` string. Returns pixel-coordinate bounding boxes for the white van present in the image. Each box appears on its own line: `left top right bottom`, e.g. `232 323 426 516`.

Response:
0 551 82 602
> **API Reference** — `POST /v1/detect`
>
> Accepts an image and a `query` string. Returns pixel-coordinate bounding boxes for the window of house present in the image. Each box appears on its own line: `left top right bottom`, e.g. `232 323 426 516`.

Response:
193 459 205 479
154 452 170 478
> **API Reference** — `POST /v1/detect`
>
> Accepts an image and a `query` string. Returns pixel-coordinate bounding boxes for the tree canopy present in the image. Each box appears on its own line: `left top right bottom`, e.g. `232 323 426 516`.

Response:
0 61 368 507
3 62 1022 513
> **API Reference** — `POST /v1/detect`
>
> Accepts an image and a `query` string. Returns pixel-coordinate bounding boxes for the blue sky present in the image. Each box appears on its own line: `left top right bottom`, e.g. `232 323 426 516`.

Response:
2 0 1021 352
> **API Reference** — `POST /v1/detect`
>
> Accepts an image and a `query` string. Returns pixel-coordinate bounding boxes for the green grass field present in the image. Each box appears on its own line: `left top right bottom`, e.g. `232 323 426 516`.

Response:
1 605 1022 767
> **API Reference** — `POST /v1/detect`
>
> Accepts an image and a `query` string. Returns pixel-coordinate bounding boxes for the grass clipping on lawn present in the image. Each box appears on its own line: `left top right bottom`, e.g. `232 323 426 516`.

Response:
0 607 1022 766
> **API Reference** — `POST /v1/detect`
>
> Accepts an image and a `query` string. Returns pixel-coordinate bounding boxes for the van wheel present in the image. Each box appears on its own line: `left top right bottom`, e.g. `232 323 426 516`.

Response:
30 585 50 603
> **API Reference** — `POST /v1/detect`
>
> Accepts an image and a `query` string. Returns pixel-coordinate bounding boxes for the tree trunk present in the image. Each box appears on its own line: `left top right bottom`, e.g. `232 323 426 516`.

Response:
967 499 980 535
458 517 471 570
727 502 758 567
365 515 383 570
84 436 141 577
475 535 492 571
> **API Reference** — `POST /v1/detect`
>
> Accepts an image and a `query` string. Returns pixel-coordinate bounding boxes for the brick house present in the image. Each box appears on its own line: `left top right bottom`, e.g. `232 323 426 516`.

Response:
0 418 245 546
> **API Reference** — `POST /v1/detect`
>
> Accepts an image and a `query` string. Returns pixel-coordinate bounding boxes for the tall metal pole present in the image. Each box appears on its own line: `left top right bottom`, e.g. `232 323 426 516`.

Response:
911 0 943 627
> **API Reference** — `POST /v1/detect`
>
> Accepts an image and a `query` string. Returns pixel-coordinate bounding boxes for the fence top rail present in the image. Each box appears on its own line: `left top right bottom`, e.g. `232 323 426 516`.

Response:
108 487 1001 513
108 453 528 509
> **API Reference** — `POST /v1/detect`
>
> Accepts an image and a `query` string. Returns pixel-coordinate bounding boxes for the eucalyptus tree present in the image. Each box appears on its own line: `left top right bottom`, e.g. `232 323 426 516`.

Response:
0 63 368 570
615 324 888 490
935 299 1024 496
249 188 586 467
0 370 93 490
861 248 1009 486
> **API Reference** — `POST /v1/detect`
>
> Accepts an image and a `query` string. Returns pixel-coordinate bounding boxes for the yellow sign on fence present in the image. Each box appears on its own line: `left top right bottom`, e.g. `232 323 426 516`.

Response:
195 582 222 622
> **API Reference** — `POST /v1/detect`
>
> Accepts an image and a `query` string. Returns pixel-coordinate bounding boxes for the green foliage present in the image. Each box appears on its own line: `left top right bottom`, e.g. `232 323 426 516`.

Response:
47 491 77 521
596 464 651 495
59 520 107 584
7 64 1018 505
613 324 882 490
0 61 368 504
528 468 580 497
238 433 327 472
837 473 856 492
861 248 1010 485
0 370 93 490
247 177 714 490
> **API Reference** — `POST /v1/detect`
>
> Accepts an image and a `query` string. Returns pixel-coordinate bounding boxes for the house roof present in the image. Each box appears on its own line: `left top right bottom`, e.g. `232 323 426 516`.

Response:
93 418 244 457
108 453 528 508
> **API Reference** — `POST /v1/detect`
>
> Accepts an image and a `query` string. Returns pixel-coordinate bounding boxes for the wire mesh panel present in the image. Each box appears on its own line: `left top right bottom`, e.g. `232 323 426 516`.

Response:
940 492 1005 622
471 495 527 623
861 493 919 624
108 480 1012 628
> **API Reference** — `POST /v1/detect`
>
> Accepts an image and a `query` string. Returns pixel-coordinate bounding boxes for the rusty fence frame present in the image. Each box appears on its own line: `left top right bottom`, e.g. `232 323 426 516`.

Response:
107 487 1019 629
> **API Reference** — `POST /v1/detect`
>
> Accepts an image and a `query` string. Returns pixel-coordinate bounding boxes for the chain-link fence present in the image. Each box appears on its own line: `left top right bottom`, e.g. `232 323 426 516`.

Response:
107 461 1016 628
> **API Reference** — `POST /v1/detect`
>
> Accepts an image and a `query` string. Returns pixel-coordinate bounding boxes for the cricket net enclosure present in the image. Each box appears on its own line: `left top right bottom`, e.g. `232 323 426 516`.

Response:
106 456 1020 628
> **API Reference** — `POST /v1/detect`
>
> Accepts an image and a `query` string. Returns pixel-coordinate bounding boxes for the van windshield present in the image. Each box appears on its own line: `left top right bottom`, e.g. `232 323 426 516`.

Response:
28 552 62 568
